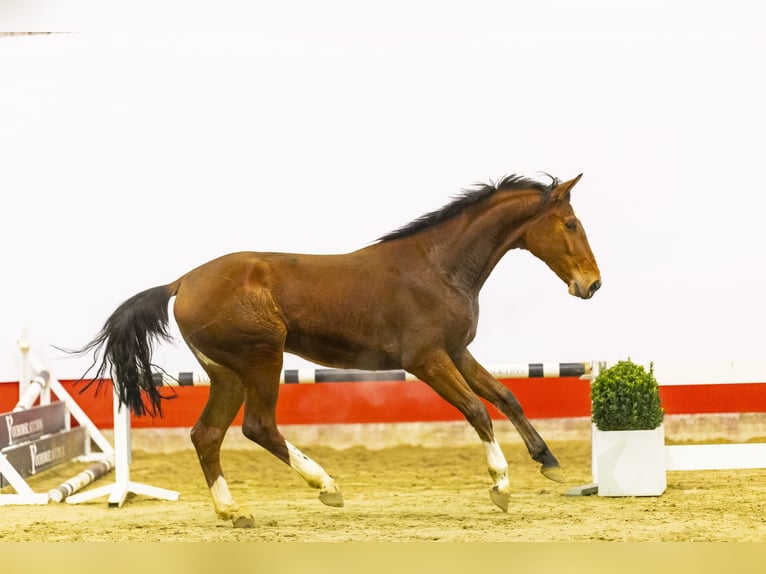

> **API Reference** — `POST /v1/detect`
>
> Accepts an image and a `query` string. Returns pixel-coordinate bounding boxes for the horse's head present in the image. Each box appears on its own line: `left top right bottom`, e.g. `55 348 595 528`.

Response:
521 174 601 299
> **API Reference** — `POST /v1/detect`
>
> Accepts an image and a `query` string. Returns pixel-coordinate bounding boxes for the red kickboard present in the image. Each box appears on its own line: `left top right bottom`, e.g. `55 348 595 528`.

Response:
0 377 764 429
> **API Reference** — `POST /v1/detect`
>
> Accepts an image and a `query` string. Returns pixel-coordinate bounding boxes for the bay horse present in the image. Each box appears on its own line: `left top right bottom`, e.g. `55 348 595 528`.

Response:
76 173 601 527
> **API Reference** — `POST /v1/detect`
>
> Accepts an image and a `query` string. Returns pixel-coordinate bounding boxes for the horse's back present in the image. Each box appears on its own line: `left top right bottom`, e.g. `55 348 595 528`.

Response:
171 249 404 370
172 249 369 330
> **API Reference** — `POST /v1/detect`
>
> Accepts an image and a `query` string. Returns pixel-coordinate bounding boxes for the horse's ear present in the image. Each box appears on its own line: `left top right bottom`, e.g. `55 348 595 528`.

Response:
550 173 583 202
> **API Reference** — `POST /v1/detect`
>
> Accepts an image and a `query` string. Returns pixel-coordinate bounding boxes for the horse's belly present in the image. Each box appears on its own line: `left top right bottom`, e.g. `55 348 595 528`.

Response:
284 332 400 371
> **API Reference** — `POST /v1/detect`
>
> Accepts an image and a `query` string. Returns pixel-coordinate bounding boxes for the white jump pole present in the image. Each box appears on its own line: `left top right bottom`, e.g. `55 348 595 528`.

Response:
66 382 179 506
48 459 115 502
13 370 49 411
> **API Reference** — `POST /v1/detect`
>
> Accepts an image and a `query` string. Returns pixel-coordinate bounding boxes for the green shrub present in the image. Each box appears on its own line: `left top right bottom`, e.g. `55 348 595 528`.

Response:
590 360 664 431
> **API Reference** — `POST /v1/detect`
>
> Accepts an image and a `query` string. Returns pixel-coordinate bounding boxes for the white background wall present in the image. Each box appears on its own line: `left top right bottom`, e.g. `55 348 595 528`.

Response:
1 2 764 380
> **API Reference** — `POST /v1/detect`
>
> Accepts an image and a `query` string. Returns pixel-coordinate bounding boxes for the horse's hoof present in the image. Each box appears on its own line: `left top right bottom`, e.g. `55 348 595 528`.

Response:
541 465 566 484
232 514 255 528
489 485 509 513
319 489 344 508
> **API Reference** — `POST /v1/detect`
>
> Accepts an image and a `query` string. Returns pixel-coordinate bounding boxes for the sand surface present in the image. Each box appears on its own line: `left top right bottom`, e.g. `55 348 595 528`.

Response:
2 436 764 542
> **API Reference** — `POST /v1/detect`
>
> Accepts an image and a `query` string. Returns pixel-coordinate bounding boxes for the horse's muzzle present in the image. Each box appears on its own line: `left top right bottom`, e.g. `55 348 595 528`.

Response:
571 279 601 299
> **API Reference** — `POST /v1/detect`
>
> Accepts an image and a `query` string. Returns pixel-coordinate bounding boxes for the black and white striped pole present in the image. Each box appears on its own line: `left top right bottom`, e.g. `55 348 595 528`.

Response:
152 362 592 387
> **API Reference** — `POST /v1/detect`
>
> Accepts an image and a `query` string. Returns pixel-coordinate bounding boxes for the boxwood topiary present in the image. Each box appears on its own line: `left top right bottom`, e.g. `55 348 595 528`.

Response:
590 360 664 431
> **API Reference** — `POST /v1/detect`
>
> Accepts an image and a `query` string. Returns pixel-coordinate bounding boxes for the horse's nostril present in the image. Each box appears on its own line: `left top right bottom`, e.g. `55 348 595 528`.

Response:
588 280 602 297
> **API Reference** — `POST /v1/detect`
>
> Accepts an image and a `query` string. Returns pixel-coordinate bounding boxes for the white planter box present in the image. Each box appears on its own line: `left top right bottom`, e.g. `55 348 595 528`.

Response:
594 425 666 496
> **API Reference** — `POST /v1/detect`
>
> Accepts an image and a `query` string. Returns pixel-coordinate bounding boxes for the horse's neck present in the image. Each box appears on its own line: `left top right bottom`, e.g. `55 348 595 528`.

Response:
423 190 544 293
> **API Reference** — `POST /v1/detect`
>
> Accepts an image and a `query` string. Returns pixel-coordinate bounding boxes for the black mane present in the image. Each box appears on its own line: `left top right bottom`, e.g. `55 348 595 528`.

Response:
377 173 560 243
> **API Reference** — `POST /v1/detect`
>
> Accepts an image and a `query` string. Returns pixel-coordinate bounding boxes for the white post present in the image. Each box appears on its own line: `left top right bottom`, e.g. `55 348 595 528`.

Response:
107 390 131 507
17 330 31 400
66 382 179 506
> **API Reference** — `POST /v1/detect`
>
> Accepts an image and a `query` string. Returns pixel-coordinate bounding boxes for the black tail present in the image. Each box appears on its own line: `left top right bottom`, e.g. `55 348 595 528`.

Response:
76 284 177 417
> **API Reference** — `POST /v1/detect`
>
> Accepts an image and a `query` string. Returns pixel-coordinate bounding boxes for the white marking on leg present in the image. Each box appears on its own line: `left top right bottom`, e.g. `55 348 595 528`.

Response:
286 441 336 491
484 440 510 492
210 476 238 519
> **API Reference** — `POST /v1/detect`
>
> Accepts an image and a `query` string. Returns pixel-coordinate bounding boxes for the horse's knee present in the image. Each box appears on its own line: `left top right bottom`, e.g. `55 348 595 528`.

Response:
499 388 525 418
461 398 494 442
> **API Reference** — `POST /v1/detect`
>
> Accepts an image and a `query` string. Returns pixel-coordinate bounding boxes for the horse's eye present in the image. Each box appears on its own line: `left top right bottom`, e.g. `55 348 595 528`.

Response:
565 220 578 231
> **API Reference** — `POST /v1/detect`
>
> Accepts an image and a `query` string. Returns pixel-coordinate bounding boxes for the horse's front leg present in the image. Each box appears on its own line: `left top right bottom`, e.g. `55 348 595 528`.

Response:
405 350 512 512
455 350 565 483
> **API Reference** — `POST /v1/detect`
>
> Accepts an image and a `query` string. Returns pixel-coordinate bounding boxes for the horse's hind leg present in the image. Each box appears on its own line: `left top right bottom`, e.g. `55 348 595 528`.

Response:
187 353 255 528
455 350 565 483
237 344 344 508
